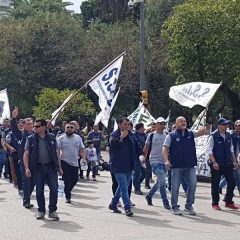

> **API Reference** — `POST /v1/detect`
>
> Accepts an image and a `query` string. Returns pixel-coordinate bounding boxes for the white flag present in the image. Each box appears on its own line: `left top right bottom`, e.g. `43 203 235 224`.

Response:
169 82 221 108
0 89 10 123
191 109 206 130
165 111 171 130
128 102 142 125
89 55 123 112
94 88 120 128
113 120 118 131
134 104 155 128
51 93 74 126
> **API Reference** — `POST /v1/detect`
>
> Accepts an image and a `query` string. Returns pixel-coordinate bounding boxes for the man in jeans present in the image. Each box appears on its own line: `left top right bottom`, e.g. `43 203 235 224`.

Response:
108 117 141 217
10 107 35 209
24 119 62 220
133 123 146 195
207 118 239 210
144 117 170 209
163 116 205 215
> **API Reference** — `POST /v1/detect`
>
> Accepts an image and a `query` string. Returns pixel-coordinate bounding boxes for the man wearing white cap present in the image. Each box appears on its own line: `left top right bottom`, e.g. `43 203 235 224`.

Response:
144 117 170 209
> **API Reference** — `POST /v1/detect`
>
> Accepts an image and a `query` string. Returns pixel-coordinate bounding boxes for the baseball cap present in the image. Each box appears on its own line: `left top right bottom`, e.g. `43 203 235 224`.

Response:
217 118 231 125
155 117 166 123
234 120 240 126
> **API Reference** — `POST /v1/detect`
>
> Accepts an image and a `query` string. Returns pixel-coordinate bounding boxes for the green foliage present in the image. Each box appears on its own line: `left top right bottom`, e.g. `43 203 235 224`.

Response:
162 0 240 119
6 0 72 19
0 12 86 116
80 0 100 28
33 88 95 119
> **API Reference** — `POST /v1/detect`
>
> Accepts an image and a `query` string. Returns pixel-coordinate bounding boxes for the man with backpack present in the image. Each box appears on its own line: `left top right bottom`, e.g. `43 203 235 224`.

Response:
143 117 171 209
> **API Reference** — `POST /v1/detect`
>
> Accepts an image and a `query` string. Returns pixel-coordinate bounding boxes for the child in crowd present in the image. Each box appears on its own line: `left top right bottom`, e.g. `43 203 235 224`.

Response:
86 140 98 181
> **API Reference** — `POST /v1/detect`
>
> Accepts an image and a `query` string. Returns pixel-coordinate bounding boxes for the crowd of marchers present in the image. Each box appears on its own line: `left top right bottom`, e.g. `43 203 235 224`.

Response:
0 108 240 220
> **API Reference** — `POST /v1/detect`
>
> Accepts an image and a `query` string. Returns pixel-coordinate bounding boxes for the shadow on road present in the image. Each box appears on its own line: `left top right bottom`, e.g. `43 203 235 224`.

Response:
40 220 83 232
70 201 104 210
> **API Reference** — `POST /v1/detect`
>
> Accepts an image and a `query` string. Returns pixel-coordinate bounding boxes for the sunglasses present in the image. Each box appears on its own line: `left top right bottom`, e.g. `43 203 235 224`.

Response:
157 122 166 125
66 126 74 129
34 125 41 128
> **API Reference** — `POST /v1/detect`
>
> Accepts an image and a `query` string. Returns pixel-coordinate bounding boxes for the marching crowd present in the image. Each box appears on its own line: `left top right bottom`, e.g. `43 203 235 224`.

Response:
0 107 240 220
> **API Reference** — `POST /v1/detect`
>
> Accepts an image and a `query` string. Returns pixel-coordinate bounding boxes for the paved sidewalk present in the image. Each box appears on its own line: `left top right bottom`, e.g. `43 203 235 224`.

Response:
0 152 239 240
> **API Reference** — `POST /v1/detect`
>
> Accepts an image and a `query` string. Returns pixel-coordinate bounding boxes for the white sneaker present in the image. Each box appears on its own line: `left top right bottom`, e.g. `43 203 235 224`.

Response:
172 208 182 215
184 207 196 215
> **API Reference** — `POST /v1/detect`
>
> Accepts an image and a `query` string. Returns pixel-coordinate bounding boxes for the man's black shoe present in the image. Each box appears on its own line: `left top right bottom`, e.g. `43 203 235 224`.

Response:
125 209 134 217
108 204 121 213
134 190 143 195
145 195 153 206
145 185 151 189
24 203 34 209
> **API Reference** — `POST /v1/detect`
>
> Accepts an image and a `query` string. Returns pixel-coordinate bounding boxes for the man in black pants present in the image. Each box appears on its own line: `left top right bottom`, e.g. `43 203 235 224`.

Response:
57 123 86 203
207 118 239 210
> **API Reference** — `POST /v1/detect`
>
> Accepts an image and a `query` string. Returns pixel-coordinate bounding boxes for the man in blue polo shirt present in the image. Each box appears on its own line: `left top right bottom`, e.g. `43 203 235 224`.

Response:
207 118 239 210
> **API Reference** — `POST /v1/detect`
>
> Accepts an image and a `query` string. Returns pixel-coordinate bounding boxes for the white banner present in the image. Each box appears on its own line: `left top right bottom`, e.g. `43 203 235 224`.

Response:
169 82 221 108
195 135 211 177
89 55 123 112
134 104 155 128
0 89 10 123
51 93 74 126
94 88 120 128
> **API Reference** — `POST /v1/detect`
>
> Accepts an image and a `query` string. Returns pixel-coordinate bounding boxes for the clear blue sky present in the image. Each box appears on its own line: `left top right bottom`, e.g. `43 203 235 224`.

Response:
64 0 85 13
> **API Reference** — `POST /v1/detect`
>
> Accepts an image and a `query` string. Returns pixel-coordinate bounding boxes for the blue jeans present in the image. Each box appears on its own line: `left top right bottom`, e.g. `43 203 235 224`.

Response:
20 161 35 205
0 148 7 174
148 163 169 205
234 168 240 192
219 169 240 192
171 167 197 210
35 165 58 213
111 171 132 210
133 161 146 191
219 177 227 189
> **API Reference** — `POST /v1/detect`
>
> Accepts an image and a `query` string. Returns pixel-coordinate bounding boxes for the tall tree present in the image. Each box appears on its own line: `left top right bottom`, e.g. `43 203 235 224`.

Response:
162 0 240 119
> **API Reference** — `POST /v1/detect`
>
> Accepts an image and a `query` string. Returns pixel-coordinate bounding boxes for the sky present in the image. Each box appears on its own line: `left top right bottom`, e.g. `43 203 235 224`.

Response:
64 0 86 13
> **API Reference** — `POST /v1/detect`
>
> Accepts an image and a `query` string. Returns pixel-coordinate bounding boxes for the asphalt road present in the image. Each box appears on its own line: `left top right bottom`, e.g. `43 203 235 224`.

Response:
0 152 239 240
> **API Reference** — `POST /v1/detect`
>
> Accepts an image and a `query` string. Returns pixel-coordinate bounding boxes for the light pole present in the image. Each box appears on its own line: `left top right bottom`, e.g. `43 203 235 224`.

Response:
128 0 145 91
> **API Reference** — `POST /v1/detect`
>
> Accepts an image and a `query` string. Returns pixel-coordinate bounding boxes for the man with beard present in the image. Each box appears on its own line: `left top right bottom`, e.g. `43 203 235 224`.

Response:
57 123 86 203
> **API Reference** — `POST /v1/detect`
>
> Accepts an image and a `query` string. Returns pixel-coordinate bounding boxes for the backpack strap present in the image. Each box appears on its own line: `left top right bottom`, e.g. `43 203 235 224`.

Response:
146 133 154 160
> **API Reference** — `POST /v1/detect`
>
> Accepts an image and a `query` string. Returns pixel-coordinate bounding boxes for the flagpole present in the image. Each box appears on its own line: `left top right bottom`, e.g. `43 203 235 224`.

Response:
50 52 126 124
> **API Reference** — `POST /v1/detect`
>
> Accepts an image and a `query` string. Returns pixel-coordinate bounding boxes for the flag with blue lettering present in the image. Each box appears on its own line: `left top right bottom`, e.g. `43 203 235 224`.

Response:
89 55 123 112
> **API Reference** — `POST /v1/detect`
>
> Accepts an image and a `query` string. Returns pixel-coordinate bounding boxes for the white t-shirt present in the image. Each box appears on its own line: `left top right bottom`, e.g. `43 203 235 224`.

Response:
57 134 85 167
86 147 98 162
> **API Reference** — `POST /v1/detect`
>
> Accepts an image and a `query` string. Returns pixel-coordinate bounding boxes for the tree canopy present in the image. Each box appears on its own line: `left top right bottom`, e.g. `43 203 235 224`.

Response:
0 0 239 123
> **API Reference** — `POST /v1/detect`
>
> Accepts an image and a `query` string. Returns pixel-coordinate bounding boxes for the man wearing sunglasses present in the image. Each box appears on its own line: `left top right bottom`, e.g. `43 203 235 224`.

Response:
23 119 62 221
57 123 86 204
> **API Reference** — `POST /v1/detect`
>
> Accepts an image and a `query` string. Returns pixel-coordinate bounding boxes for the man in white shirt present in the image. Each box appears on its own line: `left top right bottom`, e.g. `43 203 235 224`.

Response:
57 123 86 203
